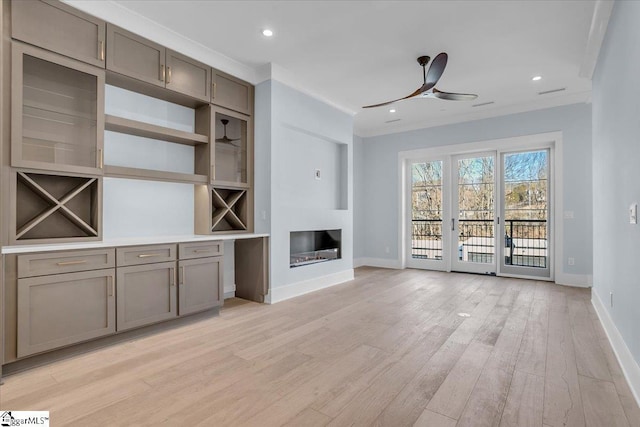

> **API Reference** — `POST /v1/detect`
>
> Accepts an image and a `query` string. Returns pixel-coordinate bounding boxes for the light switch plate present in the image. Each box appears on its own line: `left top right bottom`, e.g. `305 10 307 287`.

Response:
630 203 637 224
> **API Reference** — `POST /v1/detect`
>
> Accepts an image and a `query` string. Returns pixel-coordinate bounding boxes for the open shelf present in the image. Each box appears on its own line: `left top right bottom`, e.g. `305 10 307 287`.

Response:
211 187 248 232
105 114 208 146
104 165 207 185
16 172 100 242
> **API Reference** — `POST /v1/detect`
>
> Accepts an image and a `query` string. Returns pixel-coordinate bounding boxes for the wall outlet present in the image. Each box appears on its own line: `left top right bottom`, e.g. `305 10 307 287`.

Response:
568 257 575 266
385 246 390 254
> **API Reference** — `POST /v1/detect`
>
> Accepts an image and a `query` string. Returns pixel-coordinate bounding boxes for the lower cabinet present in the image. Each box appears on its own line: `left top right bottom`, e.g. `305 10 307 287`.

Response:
17 269 116 358
178 256 223 316
116 261 177 331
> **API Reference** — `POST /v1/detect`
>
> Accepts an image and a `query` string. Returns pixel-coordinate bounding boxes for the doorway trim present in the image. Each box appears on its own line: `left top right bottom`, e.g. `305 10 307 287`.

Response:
398 131 563 282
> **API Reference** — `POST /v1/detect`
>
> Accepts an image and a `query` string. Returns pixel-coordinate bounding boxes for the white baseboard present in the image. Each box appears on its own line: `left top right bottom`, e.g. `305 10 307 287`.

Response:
353 257 402 269
591 291 640 407
268 269 354 304
223 283 236 300
555 273 592 288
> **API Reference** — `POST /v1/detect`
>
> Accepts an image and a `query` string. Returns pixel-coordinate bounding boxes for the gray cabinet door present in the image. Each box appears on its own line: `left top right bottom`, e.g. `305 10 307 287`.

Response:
106 24 165 88
178 257 223 316
212 70 253 115
12 42 105 175
116 261 177 331
12 0 106 68
17 269 116 358
166 50 211 102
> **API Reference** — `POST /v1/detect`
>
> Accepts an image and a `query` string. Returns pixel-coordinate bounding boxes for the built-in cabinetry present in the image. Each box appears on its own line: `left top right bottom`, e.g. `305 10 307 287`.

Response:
1 0 267 373
16 249 116 357
178 241 223 315
11 0 106 68
116 244 178 331
106 25 211 102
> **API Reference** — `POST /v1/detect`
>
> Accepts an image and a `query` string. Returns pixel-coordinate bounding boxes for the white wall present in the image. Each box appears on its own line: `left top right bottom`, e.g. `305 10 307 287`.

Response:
255 80 354 301
357 103 592 283
592 0 640 390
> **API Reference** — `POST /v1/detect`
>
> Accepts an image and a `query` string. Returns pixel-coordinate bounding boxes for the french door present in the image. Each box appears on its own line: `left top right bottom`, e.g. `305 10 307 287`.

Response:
407 148 551 279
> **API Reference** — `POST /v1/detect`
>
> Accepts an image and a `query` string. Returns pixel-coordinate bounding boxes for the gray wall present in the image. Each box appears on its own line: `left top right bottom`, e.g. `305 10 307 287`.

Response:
353 135 365 259
255 80 354 292
358 103 593 279
592 0 640 366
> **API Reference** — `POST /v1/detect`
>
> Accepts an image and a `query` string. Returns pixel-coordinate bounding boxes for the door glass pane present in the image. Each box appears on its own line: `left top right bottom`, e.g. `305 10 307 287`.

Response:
458 156 494 264
411 161 443 260
22 54 98 168
503 150 548 268
214 112 247 183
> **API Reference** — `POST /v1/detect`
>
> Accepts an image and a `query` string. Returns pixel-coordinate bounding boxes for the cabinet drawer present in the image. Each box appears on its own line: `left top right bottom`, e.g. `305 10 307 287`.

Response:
116 244 176 267
18 249 115 278
12 0 106 68
179 241 223 259
17 269 116 358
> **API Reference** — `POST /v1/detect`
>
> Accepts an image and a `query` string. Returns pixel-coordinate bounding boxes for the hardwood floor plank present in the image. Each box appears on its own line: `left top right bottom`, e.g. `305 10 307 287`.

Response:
515 297 549 377
500 369 545 427
426 341 494 420
1 268 637 427
544 294 586 427
413 409 457 427
579 375 630 427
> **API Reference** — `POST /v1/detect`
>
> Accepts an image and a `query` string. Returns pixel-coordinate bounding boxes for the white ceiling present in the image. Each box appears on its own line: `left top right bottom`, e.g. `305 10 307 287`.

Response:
89 1 601 137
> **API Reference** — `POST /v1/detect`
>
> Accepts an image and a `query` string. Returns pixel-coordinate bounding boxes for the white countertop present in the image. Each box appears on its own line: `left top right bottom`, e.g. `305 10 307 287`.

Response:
1 233 270 254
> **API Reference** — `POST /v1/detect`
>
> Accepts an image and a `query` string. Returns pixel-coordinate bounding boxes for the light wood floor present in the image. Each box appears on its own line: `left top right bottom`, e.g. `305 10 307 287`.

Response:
1 267 639 426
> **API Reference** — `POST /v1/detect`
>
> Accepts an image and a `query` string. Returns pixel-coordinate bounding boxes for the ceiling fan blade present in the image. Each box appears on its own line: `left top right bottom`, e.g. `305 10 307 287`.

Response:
433 88 478 101
425 52 448 89
362 86 424 108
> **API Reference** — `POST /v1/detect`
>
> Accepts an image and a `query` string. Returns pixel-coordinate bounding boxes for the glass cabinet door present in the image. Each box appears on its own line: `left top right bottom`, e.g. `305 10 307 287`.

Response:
212 109 248 186
12 43 105 175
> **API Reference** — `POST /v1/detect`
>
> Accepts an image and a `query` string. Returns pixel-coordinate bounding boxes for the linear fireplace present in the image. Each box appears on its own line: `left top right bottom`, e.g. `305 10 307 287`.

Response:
290 229 342 268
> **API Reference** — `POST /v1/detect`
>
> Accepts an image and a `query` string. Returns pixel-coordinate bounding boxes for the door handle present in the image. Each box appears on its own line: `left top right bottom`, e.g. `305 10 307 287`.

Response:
451 218 455 231
212 82 217 99
108 276 114 296
160 64 165 82
98 40 105 61
179 266 184 285
167 66 172 84
170 268 175 286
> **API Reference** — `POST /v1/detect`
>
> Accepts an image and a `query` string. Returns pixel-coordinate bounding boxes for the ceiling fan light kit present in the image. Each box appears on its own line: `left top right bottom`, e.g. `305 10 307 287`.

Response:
363 52 478 108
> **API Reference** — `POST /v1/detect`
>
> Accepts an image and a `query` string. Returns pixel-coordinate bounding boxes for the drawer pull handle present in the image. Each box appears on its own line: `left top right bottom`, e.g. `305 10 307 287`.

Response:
57 260 87 266
138 253 163 258
194 249 211 253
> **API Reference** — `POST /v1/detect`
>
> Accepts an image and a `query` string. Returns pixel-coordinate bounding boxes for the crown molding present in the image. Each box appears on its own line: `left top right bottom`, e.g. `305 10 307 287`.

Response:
579 0 615 79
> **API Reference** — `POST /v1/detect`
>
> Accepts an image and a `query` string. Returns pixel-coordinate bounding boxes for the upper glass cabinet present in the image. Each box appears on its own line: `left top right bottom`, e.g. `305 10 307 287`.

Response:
12 42 105 175
213 109 249 186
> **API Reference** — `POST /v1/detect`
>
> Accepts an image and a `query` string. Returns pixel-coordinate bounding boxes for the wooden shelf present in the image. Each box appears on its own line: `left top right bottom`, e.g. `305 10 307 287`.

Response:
105 114 208 146
104 165 208 185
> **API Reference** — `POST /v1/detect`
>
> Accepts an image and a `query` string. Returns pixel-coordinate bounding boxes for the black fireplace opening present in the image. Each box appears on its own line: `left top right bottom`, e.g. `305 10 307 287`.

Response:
290 229 342 268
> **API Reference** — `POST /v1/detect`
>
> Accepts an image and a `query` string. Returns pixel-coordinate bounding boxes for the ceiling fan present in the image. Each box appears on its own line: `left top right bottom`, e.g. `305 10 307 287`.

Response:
215 119 240 146
362 52 477 109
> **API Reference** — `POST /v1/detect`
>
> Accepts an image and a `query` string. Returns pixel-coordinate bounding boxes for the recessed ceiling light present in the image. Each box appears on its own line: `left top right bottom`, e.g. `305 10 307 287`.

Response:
532 75 542 81
262 29 274 37
389 109 396 113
